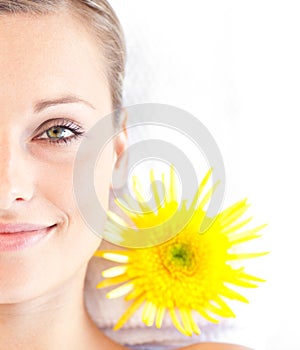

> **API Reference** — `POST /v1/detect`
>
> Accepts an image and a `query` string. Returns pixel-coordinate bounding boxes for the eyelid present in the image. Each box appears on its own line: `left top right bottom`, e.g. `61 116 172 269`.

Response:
33 117 85 138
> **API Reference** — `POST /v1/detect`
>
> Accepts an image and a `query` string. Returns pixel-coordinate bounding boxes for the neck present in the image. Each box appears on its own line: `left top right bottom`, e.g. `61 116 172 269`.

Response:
0 265 119 350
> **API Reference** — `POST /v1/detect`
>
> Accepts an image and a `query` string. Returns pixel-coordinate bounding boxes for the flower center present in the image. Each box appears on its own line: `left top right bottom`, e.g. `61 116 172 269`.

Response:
166 243 195 270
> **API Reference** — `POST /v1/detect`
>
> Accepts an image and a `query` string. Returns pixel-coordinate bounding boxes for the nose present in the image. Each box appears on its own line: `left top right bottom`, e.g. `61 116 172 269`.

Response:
0 140 34 210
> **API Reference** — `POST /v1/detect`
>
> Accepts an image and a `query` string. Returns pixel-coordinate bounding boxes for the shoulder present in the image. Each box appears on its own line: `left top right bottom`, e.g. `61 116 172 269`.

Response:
177 343 253 350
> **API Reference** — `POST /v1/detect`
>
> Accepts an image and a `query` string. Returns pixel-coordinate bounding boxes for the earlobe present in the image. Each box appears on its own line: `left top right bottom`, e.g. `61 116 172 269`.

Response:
114 132 127 166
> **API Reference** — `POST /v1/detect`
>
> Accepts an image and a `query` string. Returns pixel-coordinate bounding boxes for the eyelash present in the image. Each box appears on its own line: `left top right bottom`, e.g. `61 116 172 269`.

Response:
35 118 85 146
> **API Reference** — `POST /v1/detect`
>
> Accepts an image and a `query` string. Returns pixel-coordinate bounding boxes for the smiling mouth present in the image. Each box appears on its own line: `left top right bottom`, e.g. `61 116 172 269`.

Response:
0 224 57 252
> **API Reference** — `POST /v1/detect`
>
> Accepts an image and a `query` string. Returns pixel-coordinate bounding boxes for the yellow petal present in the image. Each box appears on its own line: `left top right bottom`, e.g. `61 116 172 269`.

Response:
196 307 219 324
179 308 194 335
169 308 190 336
106 210 129 227
228 224 267 245
219 199 249 227
222 216 253 235
106 282 134 299
187 310 201 335
238 271 266 282
121 193 150 215
193 168 213 207
206 299 235 318
228 251 269 260
132 175 152 213
211 295 236 317
96 275 129 289
114 295 145 330
150 169 162 210
169 164 177 202
221 285 249 303
225 272 260 288
145 302 157 327
197 184 216 211
141 300 152 324
102 265 127 278
94 251 130 263
155 306 166 328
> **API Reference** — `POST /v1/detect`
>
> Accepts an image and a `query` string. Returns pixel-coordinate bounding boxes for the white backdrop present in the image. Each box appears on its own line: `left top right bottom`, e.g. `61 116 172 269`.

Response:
108 1 300 349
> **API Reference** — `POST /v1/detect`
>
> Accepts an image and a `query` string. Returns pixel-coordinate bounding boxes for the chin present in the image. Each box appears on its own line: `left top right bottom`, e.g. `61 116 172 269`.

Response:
0 284 38 304
0 256 60 305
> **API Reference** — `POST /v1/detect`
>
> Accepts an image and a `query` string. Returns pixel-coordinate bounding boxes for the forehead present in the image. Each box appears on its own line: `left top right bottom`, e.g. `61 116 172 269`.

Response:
0 11 110 114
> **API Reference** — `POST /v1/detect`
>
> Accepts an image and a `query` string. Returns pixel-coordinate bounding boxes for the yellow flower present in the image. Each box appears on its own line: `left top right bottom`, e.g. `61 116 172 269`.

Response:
95 166 267 336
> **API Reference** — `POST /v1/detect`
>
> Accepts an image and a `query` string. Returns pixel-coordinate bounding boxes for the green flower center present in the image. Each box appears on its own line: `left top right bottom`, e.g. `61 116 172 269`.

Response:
166 243 195 269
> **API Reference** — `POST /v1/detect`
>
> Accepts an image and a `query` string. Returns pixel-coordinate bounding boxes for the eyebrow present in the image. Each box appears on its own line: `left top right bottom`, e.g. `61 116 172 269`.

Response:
33 94 96 113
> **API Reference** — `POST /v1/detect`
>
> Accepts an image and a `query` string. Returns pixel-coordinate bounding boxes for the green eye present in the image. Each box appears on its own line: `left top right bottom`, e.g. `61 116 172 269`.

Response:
46 126 71 139
35 118 85 146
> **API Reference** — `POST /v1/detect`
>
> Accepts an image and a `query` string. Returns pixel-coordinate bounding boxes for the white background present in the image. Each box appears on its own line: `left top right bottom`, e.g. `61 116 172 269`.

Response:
109 1 300 349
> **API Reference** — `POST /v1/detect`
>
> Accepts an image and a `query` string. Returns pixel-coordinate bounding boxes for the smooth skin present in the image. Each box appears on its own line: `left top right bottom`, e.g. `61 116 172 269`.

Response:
0 10 251 350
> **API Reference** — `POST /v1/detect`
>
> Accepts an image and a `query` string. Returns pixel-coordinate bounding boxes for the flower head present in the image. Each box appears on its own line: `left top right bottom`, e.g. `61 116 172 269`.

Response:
95 166 267 336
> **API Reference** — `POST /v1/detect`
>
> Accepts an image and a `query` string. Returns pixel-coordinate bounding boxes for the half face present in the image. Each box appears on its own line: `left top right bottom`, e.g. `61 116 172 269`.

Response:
0 10 116 303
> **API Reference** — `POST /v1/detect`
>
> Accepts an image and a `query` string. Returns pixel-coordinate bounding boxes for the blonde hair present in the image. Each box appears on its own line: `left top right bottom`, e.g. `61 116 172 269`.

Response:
0 0 126 127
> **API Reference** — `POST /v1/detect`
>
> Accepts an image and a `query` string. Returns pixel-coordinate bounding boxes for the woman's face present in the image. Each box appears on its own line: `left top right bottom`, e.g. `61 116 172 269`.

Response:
0 11 116 303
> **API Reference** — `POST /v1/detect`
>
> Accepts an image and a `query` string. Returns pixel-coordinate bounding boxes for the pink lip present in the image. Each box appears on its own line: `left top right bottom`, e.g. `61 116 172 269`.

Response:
0 223 56 252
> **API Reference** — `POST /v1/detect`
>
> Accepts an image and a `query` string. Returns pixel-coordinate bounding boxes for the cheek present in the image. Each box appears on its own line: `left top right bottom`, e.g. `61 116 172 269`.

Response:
39 139 114 260
37 140 114 215
65 142 114 263
37 158 77 213
94 140 114 211
40 141 114 249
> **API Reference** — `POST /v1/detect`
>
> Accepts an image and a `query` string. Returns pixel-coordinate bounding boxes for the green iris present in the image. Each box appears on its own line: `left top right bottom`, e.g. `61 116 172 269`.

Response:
46 126 66 139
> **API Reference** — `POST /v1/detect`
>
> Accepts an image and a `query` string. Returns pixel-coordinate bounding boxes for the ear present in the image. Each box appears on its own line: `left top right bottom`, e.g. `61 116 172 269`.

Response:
114 108 128 169
111 109 128 190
